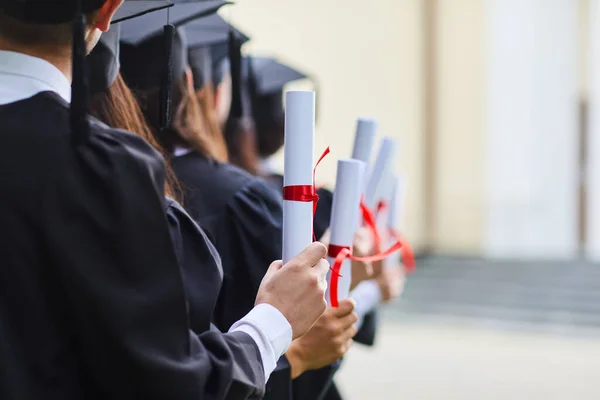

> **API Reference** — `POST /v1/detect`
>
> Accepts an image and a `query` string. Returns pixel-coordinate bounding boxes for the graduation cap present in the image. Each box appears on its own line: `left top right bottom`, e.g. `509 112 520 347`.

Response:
247 57 309 120
88 1 178 95
185 14 249 90
120 1 227 91
119 1 227 129
246 57 312 157
0 0 105 24
88 25 121 95
249 57 308 95
113 0 174 23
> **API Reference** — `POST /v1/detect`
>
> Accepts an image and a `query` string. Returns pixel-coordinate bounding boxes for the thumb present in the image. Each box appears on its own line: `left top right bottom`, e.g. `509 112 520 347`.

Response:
334 298 356 316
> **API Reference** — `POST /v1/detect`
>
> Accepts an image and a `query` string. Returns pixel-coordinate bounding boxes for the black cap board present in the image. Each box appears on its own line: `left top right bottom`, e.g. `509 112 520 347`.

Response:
249 57 308 95
0 0 105 24
247 57 310 157
88 25 121 95
112 0 174 23
88 1 177 94
120 1 227 91
186 14 249 90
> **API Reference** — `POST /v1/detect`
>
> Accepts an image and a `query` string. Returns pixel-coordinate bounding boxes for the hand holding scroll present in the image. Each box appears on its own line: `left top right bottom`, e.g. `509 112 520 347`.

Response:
255 242 329 339
286 298 358 378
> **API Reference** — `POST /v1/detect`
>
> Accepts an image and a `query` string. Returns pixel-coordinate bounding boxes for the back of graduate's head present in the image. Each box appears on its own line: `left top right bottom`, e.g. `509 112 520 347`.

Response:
247 57 309 160
0 0 121 54
89 72 178 198
252 91 285 159
120 29 227 163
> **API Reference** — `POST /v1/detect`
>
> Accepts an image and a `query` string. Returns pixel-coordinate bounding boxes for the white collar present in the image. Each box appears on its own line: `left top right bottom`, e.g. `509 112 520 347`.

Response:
173 146 193 158
0 50 71 105
259 157 277 175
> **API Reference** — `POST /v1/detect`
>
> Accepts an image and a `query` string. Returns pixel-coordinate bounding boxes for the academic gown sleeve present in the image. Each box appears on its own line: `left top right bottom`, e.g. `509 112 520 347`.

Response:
42 124 265 399
165 199 271 397
210 178 283 333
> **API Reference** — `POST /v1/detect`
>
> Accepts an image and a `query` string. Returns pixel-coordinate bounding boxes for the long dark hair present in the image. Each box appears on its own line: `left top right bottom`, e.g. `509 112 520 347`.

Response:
223 115 261 176
89 73 178 198
135 70 228 163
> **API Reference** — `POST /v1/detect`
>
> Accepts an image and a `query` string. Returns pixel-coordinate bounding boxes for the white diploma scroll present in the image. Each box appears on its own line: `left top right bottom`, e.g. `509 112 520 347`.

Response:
282 91 316 264
387 175 400 230
325 159 366 306
351 118 378 164
351 118 378 195
364 137 396 210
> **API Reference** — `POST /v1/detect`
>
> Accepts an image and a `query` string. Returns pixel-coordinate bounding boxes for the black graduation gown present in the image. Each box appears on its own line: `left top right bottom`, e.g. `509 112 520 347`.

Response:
0 92 264 399
172 152 337 399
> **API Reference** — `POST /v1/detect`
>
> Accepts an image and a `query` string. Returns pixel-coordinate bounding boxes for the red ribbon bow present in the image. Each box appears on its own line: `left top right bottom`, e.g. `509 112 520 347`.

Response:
282 147 331 241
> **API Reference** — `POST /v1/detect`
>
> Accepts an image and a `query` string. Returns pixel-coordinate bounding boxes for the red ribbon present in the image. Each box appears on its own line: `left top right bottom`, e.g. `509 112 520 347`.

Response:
329 200 417 307
282 147 331 240
388 227 416 274
359 197 382 252
328 240 404 307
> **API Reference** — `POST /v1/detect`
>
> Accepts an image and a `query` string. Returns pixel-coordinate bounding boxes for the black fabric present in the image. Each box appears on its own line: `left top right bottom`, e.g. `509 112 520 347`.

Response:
292 360 341 400
322 383 345 400
112 0 174 24
165 199 223 333
88 26 121 95
0 91 265 399
171 152 282 332
0 0 105 24
121 26 188 92
264 356 293 400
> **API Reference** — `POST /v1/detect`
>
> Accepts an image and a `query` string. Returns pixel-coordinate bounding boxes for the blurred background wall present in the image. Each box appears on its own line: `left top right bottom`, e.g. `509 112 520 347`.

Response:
228 0 599 260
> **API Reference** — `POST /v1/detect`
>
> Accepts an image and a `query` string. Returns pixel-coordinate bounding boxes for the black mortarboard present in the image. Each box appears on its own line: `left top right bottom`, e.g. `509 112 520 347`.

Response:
113 0 174 23
120 1 227 91
0 0 105 24
247 57 311 157
185 14 249 90
88 1 175 95
249 57 308 95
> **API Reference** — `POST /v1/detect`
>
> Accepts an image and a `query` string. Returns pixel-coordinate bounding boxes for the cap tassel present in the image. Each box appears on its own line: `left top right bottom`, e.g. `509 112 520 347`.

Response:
159 24 175 131
228 29 243 118
70 0 90 143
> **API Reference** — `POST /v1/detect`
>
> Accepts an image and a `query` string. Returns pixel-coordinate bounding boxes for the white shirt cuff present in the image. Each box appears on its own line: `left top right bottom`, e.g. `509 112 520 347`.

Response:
229 303 292 382
350 280 382 327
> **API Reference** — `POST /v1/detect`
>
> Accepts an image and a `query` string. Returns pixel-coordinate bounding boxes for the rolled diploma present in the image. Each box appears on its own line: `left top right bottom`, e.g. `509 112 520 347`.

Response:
351 118 377 197
387 176 408 270
351 141 396 324
387 175 400 229
282 91 315 264
325 159 366 306
364 137 396 210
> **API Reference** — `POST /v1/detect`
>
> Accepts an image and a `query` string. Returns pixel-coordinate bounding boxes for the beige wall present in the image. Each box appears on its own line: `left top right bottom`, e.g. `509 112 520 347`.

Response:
228 0 427 250
433 0 485 254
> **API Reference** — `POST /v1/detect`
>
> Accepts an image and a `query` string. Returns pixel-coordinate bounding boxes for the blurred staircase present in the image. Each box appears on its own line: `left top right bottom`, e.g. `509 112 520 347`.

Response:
387 257 600 336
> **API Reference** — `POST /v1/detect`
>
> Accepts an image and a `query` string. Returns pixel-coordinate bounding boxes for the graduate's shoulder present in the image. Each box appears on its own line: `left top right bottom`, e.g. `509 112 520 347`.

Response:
1 91 163 162
172 152 265 201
